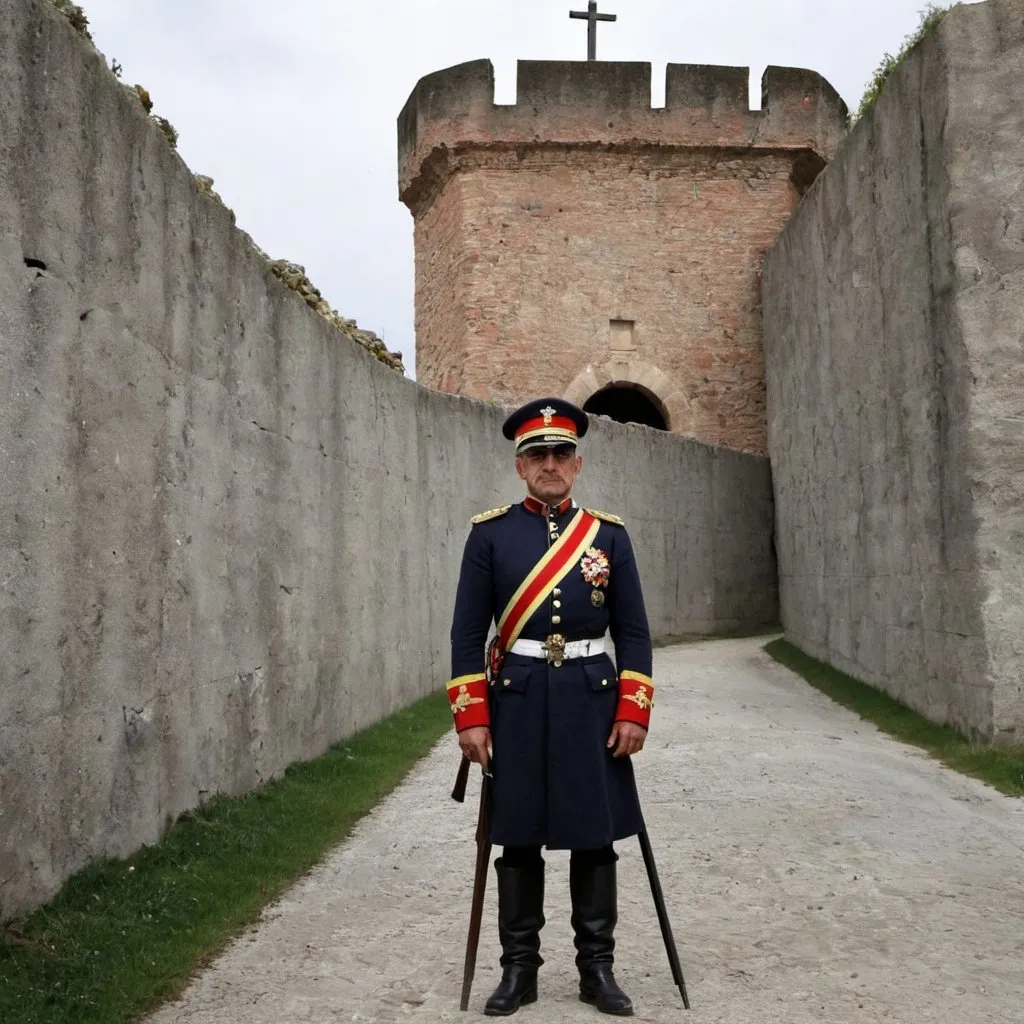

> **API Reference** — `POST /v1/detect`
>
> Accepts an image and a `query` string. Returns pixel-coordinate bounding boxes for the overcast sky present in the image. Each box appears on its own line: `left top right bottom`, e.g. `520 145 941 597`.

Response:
77 0 972 379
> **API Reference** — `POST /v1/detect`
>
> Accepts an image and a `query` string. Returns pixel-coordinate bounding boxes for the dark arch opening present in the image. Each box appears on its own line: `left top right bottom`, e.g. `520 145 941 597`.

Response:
583 385 668 430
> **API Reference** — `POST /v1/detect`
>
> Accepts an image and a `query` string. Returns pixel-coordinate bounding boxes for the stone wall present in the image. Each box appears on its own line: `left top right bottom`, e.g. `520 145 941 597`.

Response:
399 60 848 455
763 0 1024 743
0 0 778 919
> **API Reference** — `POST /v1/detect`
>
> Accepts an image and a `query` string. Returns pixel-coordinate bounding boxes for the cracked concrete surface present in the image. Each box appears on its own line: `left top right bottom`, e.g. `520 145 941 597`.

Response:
147 638 1024 1024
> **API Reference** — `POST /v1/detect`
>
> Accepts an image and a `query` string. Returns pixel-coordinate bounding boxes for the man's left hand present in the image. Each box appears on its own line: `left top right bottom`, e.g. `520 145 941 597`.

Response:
607 721 647 758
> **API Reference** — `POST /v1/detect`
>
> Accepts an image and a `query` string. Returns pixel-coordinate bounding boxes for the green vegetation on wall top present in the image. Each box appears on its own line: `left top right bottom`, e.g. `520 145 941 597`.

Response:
854 4 957 122
50 0 90 39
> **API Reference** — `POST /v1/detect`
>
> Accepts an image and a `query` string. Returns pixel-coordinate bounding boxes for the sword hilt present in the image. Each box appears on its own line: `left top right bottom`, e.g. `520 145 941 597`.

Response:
451 755 471 803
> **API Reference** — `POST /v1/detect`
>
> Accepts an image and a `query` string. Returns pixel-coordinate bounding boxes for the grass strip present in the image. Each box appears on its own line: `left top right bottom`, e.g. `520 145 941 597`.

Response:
0 690 452 1024
765 638 1024 797
653 625 782 648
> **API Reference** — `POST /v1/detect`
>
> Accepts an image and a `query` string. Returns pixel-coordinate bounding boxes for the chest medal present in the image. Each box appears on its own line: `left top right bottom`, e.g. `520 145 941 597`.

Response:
580 547 610 586
581 547 610 607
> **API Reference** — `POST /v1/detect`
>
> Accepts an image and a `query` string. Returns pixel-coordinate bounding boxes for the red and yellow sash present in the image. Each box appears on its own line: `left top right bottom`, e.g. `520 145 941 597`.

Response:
496 508 600 652
449 508 601 730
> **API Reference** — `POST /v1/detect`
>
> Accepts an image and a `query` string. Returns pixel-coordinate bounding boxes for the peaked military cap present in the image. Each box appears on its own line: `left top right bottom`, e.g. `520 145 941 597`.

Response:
502 397 590 454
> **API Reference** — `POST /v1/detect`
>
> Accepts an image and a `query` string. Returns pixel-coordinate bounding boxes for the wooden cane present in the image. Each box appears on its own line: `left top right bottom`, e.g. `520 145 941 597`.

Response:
457 765 492 1011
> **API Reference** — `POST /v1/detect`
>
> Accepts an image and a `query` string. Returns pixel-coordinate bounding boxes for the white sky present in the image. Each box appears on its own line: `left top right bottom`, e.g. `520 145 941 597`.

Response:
76 0 974 378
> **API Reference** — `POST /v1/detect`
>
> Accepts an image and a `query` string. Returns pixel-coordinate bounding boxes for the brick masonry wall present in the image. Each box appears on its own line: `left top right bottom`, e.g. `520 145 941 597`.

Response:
415 147 800 454
413 176 468 392
400 60 848 455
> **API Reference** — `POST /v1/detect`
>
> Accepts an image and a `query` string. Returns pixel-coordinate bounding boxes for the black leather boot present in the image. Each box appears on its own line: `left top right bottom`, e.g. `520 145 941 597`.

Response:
484 857 545 1016
570 854 634 1017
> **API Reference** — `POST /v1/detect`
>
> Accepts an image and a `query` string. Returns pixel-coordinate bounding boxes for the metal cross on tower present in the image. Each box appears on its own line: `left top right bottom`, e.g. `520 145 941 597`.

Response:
569 2 617 61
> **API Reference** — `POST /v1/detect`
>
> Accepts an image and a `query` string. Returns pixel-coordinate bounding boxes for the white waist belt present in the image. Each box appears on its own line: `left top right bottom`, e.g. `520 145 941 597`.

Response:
509 636 609 660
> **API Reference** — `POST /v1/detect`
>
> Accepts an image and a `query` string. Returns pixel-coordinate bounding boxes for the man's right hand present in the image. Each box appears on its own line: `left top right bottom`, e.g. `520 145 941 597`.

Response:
459 725 492 772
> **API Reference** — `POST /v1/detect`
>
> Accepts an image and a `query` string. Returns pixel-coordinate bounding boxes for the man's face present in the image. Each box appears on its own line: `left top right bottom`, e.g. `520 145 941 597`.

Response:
515 444 582 504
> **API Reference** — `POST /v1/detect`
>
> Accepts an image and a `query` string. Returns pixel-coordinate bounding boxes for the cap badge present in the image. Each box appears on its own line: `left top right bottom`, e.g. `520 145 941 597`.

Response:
540 405 557 426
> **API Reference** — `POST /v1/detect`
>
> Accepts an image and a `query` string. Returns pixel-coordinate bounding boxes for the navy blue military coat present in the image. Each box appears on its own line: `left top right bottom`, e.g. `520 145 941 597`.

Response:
447 497 654 851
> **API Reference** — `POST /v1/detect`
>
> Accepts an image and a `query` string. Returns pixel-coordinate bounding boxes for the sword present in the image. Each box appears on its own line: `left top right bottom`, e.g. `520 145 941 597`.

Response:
637 825 690 1009
452 756 493 1011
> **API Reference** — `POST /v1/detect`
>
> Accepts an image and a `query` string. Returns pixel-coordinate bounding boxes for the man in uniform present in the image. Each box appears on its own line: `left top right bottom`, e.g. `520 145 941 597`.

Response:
447 397 655 1017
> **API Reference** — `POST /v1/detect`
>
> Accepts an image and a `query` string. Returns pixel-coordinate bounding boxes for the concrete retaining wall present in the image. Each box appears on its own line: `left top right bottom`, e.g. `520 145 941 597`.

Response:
763 0 1024 743
0 0 777 919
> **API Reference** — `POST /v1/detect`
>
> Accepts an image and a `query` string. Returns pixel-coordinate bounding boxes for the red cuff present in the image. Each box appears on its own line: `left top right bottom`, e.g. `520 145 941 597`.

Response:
615 671 654 729
447 675 490 731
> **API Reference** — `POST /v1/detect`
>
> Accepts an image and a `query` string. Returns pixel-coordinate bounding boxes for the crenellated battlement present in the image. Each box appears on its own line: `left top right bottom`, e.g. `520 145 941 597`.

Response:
398 59 848 209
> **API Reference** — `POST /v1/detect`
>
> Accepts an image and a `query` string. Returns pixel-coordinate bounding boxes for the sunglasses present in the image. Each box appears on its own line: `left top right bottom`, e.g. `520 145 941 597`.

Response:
520 446 577 464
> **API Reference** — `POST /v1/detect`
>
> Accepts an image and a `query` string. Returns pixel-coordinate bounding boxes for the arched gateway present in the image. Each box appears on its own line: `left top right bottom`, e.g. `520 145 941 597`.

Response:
583 386 668 430
563 360 682 433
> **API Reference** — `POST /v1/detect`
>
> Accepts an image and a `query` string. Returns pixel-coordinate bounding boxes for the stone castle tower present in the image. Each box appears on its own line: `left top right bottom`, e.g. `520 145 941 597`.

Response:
398 60 847 454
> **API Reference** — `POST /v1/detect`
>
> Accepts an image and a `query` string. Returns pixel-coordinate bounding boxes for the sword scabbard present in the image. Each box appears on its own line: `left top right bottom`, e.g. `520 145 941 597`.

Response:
638 825 691 1010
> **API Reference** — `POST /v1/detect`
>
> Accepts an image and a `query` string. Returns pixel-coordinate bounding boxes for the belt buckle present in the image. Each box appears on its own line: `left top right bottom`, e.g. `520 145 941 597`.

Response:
543 633 567 667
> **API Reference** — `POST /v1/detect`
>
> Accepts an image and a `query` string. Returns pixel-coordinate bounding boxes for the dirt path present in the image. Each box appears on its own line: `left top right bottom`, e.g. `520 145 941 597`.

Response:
147 638 1024 1024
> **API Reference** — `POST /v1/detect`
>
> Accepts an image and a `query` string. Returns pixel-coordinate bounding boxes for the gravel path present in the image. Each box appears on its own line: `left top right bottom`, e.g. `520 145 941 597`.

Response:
147 638 1024 1024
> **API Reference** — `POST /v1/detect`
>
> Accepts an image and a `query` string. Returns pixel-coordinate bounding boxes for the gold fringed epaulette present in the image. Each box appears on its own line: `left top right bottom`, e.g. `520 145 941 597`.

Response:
471 505 511 524
586 508 625 526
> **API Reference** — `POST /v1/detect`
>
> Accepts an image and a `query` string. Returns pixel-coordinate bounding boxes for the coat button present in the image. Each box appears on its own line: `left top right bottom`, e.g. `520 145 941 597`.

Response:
553 600 561 608
601 679 609 686
503 679 511 687
552 615 561 624
553 588 562 597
